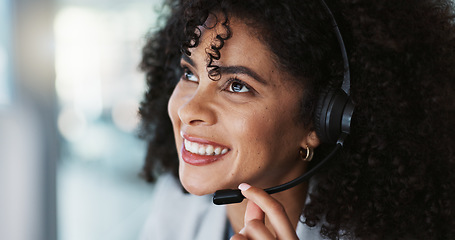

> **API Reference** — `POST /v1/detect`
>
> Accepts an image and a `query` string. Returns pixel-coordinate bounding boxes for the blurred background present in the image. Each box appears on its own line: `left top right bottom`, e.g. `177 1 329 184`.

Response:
0 0 164 239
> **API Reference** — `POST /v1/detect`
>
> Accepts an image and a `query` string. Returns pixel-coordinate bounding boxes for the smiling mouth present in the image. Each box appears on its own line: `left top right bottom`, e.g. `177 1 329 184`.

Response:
184 139 229 156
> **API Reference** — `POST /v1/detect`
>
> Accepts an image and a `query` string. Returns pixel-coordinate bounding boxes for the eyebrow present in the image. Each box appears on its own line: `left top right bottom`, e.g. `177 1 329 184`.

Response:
181 54 268 85
181 54 196 68
218 66 268 85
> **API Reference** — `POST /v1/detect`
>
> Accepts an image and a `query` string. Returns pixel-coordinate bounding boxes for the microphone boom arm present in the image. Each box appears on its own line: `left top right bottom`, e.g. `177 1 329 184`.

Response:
212 144 341 205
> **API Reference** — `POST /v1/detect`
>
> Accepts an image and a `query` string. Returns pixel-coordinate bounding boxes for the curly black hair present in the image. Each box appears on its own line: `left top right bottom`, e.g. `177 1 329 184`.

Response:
138 0 455 239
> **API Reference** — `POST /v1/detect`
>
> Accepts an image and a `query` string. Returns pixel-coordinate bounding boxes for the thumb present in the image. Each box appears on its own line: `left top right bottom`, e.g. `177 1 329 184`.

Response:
242 184 265 226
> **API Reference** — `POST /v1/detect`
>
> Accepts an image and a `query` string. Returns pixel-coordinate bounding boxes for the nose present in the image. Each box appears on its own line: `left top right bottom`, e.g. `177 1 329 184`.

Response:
177 87 217 126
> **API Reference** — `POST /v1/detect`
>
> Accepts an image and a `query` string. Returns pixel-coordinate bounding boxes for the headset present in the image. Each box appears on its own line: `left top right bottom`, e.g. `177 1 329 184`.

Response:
213 0 355 205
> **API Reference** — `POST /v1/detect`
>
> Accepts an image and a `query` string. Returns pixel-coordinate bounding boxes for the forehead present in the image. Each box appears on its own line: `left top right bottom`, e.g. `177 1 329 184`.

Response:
194 16 287 78
200 17 265 55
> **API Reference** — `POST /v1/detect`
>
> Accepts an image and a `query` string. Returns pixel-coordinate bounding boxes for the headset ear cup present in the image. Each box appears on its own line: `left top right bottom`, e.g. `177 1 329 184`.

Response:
314 88 354 144
314 88 334 144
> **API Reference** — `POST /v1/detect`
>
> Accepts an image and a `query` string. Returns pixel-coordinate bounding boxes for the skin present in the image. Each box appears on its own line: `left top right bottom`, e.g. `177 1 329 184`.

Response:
168 16 320 238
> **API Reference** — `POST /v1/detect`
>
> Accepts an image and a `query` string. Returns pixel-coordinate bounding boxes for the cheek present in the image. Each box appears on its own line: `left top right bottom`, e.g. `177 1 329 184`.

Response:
168 87 182 126
227 112 303 187
167 94 176 122
235 106 303 159
167 88 185 150
230 113 275 155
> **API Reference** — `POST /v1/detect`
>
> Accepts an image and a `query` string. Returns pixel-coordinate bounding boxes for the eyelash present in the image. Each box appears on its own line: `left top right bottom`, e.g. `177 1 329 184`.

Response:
224 78 253 94
180 65 255 94
181 67 198 82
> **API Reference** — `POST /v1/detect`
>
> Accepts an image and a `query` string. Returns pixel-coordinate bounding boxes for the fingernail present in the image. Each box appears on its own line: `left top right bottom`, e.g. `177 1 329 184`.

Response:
238 183 251 191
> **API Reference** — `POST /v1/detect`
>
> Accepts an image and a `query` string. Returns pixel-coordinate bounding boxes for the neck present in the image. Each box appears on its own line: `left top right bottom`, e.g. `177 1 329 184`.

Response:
226 182 308 234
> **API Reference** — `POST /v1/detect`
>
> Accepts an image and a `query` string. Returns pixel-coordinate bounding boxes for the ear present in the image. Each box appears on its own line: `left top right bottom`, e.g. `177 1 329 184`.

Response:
300 130 320 149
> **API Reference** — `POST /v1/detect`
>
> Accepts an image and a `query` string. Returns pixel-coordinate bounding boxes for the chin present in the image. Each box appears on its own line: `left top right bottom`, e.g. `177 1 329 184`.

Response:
180 177 217 196
179 168 219 196
178 156 238 196
182 184 211 196
179 170 240 197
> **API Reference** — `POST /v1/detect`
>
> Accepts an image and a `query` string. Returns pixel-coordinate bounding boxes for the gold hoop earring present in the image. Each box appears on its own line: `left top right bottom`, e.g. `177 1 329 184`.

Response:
299 146 314 162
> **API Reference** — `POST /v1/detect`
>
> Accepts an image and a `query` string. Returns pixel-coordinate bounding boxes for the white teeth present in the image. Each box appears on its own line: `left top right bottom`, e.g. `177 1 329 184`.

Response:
198 146 206 155
205 145 214 155
214 147 221 155
184 139 229 156
190 142 199 153
184 140 191 151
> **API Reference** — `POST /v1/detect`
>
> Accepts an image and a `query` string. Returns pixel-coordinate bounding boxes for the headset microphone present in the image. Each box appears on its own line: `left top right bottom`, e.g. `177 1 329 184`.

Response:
213 0 355 205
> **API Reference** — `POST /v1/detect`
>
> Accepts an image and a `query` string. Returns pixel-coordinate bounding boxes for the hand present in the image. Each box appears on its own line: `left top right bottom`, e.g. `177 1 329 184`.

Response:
230 183 299 240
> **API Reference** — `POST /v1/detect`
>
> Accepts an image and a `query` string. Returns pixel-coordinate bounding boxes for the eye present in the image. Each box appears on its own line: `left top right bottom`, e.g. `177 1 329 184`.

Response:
182 68 198 82
227 79 250 93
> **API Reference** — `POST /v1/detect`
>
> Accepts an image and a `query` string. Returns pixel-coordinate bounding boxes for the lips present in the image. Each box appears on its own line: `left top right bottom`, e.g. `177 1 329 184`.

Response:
181 134 230 166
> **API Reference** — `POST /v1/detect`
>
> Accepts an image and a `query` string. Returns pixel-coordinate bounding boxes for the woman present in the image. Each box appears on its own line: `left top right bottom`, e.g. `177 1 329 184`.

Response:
138 0 455 239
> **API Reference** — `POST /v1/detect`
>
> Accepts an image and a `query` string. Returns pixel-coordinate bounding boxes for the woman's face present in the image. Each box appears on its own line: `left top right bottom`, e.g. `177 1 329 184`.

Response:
168 17 319 195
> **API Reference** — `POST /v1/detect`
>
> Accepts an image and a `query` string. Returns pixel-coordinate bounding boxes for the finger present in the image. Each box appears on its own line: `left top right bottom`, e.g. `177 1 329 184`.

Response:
230 233 247 240
244 199 265 225
238 183 298 240
240 219 275 240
